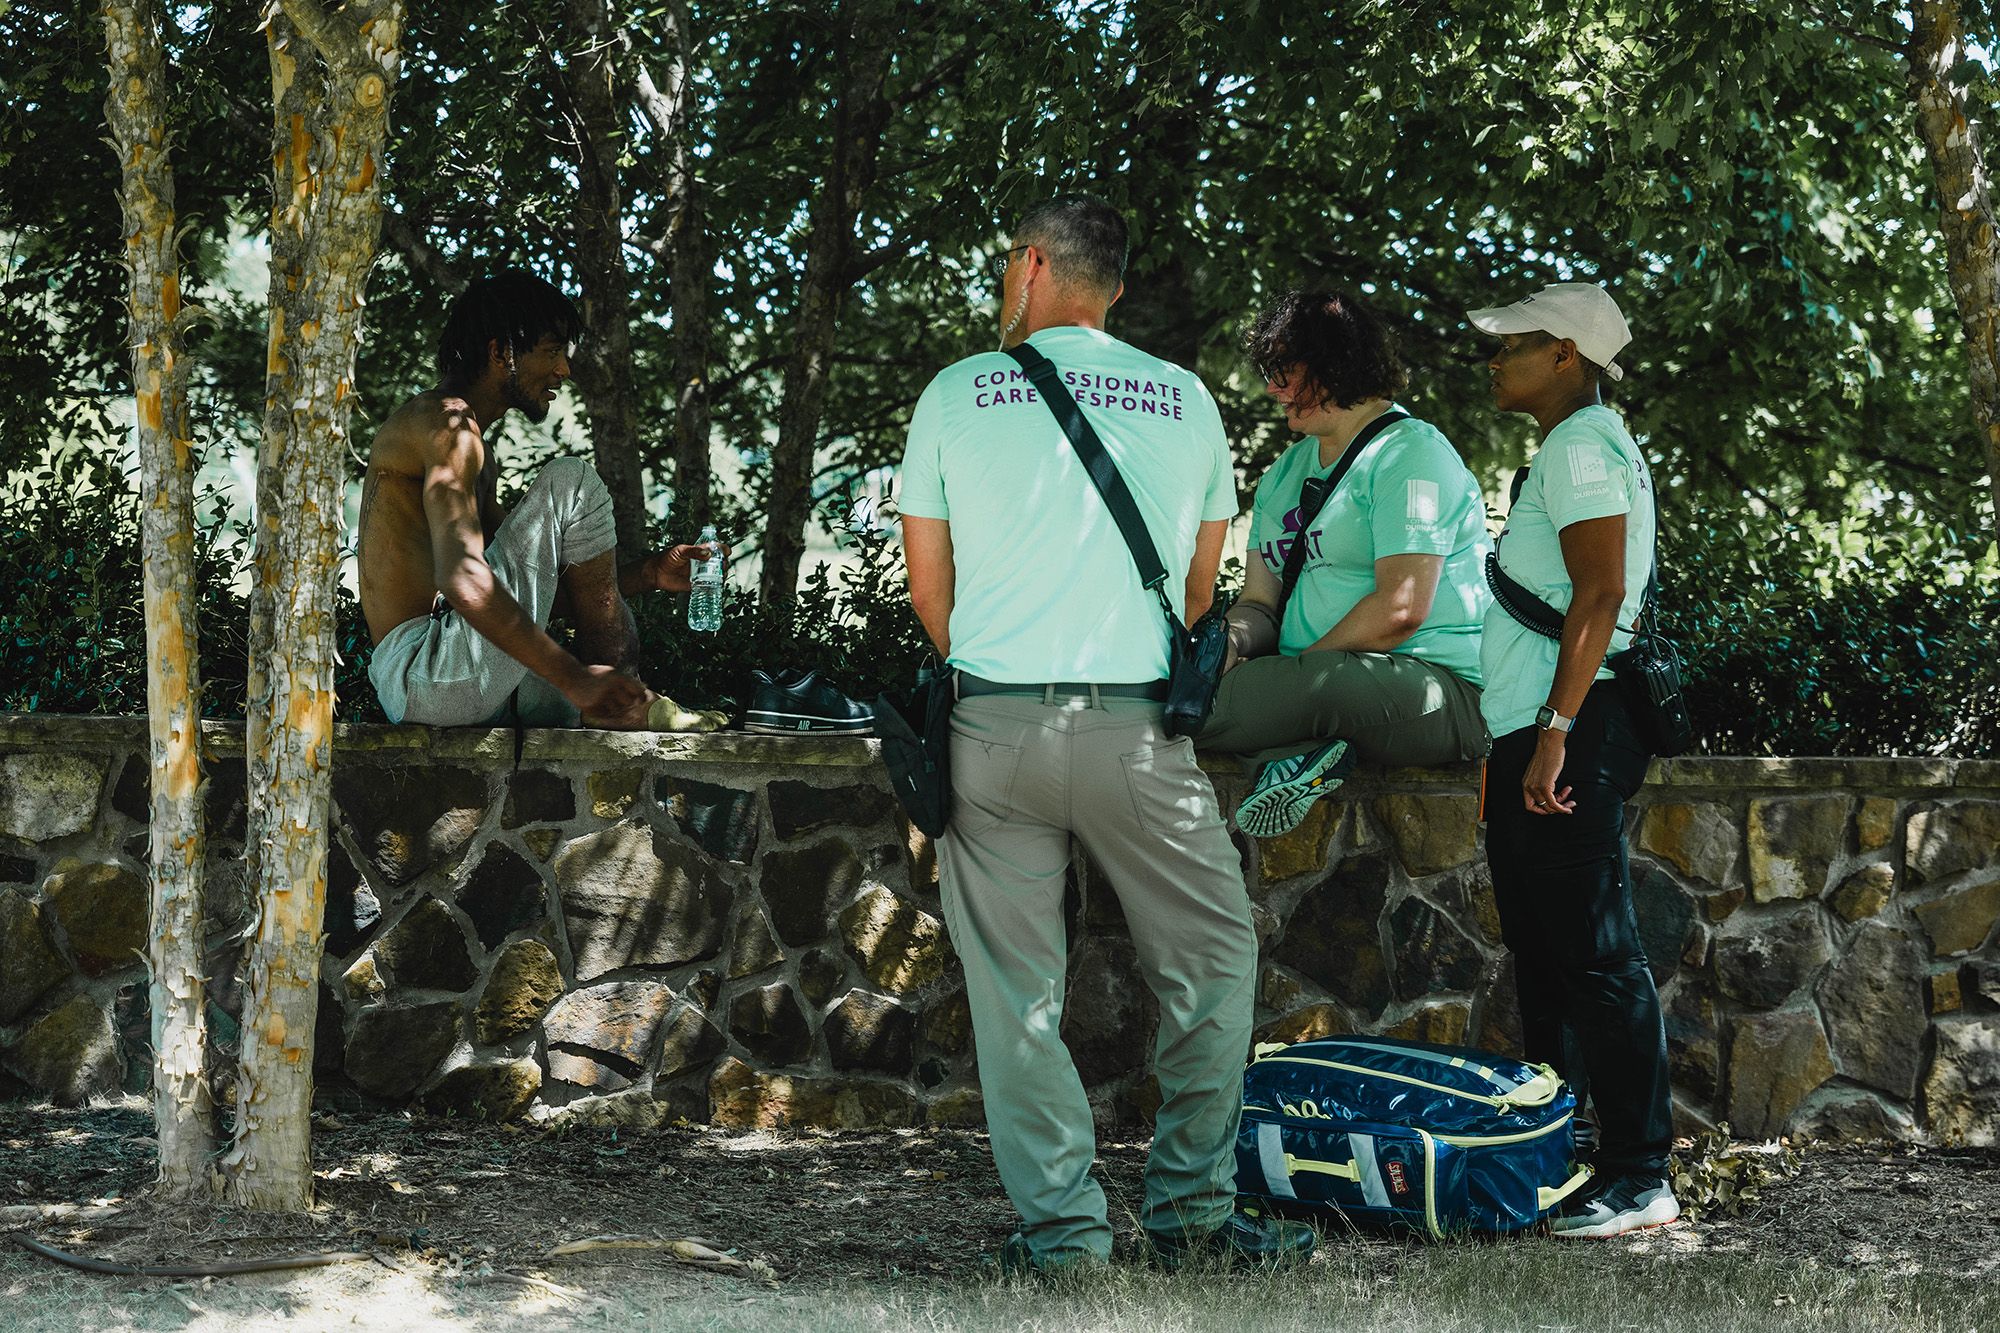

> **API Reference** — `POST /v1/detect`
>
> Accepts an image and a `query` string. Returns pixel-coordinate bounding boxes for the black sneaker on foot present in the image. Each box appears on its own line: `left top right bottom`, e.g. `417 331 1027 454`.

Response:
1551 1173 1680 1239
1147 1207 1317 1270
745 670 875 735
980 1231 1105 1279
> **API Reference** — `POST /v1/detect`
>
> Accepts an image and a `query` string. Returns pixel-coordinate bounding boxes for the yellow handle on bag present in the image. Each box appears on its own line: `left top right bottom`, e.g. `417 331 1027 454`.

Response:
1538 1163 1595 1212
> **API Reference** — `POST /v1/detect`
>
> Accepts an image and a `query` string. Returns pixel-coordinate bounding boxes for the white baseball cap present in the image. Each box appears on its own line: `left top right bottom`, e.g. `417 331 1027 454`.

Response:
1467 282 1631 381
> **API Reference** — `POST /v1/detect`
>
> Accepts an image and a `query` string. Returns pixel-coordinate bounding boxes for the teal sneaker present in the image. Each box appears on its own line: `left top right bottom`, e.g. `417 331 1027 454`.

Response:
1235 739 1355 838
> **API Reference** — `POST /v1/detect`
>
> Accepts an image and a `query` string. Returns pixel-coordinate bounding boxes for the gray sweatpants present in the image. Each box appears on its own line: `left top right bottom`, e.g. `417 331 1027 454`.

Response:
1197 649 1488 769
939 693 1257 1266
368 456 617 727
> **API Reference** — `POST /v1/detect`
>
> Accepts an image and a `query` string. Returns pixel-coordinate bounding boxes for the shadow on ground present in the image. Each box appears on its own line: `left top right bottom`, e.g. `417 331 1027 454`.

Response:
2 1100 1996 1331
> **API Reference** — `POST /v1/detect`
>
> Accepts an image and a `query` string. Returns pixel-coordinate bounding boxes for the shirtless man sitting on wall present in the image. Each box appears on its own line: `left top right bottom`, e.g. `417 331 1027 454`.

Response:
358 269 724 732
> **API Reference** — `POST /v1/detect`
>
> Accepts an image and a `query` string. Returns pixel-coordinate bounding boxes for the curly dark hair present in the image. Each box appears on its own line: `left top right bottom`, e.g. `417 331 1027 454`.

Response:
1243 289 1409 411
436 269 584 389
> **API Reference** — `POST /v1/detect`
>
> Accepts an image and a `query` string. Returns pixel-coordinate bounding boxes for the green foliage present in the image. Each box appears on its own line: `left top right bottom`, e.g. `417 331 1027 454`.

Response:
629 531 933 714
0 451 376 720
11 0 1996 542
5 0 1999 754
8 455 1996 755
1661 509 2000 756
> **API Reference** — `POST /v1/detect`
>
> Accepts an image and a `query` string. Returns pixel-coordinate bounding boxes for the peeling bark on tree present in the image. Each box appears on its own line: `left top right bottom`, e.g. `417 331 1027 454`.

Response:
760 0 895 607
103 0 215 1201
231 0 402 1213
1909 0 2000 534
566 0 649 562
633 0 715 534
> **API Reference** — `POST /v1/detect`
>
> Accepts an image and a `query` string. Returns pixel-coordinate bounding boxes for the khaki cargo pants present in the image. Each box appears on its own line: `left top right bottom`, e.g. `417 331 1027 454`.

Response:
938 691 1256 1267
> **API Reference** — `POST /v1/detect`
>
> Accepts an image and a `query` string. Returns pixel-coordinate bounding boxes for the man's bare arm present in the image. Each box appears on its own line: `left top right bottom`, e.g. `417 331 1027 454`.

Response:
618 542 725 597
422 412 595 703
903 516 954 658
1184 519 1227 624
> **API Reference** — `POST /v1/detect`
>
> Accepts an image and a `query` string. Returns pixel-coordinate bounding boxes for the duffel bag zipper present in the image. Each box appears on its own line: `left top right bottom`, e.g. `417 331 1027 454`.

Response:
1321 1039 1513 1090
1244 1102 1574 1150
1435 1114 1573 1148
1255 1041 1562 1109
1253 1054 1560 1111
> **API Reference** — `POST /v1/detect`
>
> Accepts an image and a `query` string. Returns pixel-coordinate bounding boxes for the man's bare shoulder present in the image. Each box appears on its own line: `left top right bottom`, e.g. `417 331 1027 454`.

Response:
369 390 486 475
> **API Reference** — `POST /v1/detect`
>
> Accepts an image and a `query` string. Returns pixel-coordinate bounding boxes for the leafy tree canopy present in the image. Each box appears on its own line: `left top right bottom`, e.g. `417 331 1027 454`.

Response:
2 0 1996 565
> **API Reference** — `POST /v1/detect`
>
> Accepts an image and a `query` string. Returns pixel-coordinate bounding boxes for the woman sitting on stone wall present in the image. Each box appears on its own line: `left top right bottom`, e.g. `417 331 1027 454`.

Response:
1202 289 1492 837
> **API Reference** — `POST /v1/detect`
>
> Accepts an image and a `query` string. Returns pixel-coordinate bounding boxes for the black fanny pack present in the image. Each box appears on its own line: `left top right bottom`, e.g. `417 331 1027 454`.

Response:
1004 342 1229 737
874 659 956 838
1485 530 1693 758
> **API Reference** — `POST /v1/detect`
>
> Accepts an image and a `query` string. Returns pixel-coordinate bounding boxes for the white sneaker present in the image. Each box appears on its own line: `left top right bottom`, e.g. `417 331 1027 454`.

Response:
1551 1174 1681 1239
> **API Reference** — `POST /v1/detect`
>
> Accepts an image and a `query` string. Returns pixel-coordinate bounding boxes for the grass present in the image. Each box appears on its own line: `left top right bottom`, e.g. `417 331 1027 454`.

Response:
2 1231 1993 1332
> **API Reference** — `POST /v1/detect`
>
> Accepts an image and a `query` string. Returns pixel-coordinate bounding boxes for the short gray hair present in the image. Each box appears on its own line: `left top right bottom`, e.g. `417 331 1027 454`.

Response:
1013 194 1128 297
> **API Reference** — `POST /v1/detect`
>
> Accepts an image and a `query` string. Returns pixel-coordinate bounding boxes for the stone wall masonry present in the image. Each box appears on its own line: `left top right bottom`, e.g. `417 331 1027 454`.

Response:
2 715 1997 1145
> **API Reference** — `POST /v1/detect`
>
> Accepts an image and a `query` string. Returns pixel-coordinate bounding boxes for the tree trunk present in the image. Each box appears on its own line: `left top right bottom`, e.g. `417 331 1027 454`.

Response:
1909 0 2000 532
103 0 215 1200
633 0 715 535
230 0 402 1213
565 0 649 561
759 0 895 607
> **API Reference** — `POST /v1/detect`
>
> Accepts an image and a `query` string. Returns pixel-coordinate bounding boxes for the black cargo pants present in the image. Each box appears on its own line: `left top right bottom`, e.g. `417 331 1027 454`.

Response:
1484 679 1673 1179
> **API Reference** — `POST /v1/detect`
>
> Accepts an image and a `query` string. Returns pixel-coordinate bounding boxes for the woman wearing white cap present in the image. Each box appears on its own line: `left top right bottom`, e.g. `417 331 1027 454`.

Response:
1201 289 1492 836
1469 281 1678 1239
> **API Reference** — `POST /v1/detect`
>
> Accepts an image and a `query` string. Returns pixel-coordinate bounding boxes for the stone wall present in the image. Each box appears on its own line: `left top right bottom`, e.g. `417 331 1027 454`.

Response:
2 714 1996 1144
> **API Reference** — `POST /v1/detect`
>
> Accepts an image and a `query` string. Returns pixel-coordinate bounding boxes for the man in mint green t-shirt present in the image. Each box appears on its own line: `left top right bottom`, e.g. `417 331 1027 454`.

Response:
1201 290 1492 839
898 195 1311 1275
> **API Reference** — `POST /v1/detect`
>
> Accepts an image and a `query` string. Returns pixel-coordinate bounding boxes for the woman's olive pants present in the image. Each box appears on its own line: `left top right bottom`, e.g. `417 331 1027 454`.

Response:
1197 649 1488 769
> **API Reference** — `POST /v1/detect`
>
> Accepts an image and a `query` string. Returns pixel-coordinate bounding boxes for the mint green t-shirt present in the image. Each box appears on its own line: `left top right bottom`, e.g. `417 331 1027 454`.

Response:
1479 404 1657 738
1248 412 1491 685
897 326 1238 683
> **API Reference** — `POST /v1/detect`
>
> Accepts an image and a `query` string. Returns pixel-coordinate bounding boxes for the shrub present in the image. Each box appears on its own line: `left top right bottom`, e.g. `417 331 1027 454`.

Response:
0 451 377 720
5 464 1996 757
629 529 933 713
1659 508 2000 757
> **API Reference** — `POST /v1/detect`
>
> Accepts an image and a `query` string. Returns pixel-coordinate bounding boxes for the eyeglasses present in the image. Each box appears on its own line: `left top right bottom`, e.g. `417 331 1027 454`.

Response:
990 244 1030 280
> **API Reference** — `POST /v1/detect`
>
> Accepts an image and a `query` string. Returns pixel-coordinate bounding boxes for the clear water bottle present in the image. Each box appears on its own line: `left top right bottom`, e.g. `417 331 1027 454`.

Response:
687 524 725 632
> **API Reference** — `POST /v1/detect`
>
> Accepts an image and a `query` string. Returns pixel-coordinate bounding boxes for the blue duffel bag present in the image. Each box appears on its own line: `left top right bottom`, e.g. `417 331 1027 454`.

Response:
1234 1034 1594 1238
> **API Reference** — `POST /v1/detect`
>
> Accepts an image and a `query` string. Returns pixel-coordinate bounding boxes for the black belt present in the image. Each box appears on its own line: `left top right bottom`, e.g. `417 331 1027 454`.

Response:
957 673 1168 701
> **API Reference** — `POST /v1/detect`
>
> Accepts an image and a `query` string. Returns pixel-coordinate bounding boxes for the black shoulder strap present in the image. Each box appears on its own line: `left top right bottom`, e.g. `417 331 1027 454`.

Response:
1004 342 1175 616
1275 409 1409 617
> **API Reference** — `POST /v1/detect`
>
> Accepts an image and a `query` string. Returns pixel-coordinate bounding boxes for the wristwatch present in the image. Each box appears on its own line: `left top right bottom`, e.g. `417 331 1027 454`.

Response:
1535 705 1575 734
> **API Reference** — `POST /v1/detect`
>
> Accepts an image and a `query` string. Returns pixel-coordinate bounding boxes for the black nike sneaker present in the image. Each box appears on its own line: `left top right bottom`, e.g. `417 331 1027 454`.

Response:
745 670 876 735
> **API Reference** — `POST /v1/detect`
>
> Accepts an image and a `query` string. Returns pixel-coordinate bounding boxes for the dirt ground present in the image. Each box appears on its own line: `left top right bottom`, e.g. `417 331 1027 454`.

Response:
1 1100 1996 1329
